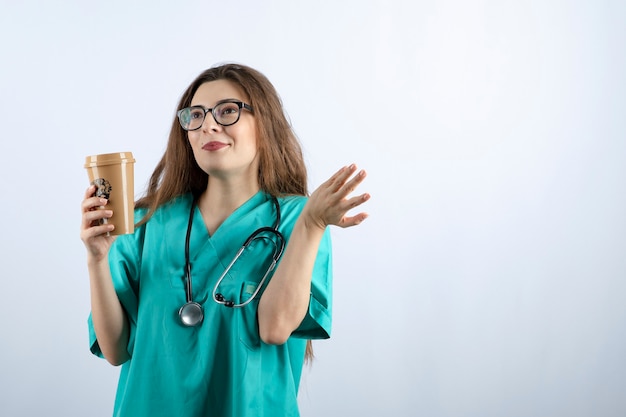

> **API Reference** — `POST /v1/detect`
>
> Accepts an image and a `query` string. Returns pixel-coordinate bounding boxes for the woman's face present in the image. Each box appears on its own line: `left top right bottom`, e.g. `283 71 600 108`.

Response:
187 80 258 183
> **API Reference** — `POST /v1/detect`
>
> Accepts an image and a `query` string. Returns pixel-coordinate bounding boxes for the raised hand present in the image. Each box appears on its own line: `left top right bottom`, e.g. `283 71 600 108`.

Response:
302 164 370 230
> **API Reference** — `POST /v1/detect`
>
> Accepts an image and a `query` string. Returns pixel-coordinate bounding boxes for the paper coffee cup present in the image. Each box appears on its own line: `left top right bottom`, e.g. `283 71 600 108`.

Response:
84 152 136 235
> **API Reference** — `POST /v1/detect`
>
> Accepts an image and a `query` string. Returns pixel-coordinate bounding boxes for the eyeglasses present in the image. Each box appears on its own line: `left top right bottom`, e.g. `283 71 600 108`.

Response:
177 100 253 131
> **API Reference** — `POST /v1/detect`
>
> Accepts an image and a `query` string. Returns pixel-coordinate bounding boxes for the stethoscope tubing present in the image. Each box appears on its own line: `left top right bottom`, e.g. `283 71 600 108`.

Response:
180 195 285 325
212 227 285 308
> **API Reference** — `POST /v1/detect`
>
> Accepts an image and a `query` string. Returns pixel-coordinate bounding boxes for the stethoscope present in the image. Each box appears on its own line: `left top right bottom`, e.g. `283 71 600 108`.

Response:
178 195 286 327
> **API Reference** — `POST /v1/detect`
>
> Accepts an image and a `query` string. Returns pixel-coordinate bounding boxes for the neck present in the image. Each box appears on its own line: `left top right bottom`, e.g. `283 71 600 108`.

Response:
196 177 260 235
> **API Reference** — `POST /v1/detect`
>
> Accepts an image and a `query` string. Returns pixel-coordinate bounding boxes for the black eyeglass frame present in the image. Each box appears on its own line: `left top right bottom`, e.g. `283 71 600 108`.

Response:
177 100 254 131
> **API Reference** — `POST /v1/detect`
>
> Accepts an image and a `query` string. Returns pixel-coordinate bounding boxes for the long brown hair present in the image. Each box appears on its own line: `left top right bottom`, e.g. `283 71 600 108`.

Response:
136 63 314 361
136 63 307 212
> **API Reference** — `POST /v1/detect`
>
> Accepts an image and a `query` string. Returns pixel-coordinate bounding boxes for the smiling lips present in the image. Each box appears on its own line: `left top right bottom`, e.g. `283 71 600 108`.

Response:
202 141 228 151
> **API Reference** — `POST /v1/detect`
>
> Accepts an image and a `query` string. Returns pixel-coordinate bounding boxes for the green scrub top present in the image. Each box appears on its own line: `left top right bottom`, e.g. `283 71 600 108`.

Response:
88 192 333 417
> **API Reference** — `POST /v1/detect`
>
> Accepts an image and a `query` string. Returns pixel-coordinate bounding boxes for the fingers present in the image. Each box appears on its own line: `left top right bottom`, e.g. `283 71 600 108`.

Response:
325 164 367 198
303 163 370 229
346 192 371 210
81 185 115 237
80 186 117 260
337 192 370 228
324 164 356 190
339 212 369 228
320 164 371 227
81 223 115 243
84 184 96 199
81 195 111 225
81 196 109 215
342 168 367 198
81 209 114 237
83 209 113 227
82 185 104 211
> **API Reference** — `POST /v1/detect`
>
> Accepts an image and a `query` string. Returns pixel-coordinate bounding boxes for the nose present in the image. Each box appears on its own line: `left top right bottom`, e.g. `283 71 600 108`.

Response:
201 111 222 132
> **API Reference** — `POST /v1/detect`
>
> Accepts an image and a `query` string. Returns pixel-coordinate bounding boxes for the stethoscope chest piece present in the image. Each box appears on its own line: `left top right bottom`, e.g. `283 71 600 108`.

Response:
179 301 204 327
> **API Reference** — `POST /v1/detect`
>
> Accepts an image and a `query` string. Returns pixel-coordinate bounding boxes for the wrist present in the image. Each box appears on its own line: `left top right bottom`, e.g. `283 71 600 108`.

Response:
87 252 109 268
299 207 327 234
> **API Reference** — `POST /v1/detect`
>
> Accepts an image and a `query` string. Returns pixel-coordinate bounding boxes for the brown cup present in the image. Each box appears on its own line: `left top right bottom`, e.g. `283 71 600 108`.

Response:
84 152 136 235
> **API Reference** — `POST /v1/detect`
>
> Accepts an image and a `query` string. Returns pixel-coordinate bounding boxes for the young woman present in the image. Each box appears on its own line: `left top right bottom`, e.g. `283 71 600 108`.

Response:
80 63 369 416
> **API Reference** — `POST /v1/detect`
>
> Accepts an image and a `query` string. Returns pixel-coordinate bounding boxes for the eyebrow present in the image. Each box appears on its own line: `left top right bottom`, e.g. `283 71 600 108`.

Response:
190 98 243 108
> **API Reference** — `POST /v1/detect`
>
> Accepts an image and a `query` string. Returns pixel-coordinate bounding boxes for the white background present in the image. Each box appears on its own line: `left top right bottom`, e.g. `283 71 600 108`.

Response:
1 1 625 416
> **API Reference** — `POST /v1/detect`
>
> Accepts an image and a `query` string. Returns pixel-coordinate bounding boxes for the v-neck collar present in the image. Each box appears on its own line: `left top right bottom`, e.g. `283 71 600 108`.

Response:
193 191 267 240
186 191 270 267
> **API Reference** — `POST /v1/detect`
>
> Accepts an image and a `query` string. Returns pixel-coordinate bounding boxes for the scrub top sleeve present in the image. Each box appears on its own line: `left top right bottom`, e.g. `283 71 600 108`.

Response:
291 227 333 340
87 223 144 359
